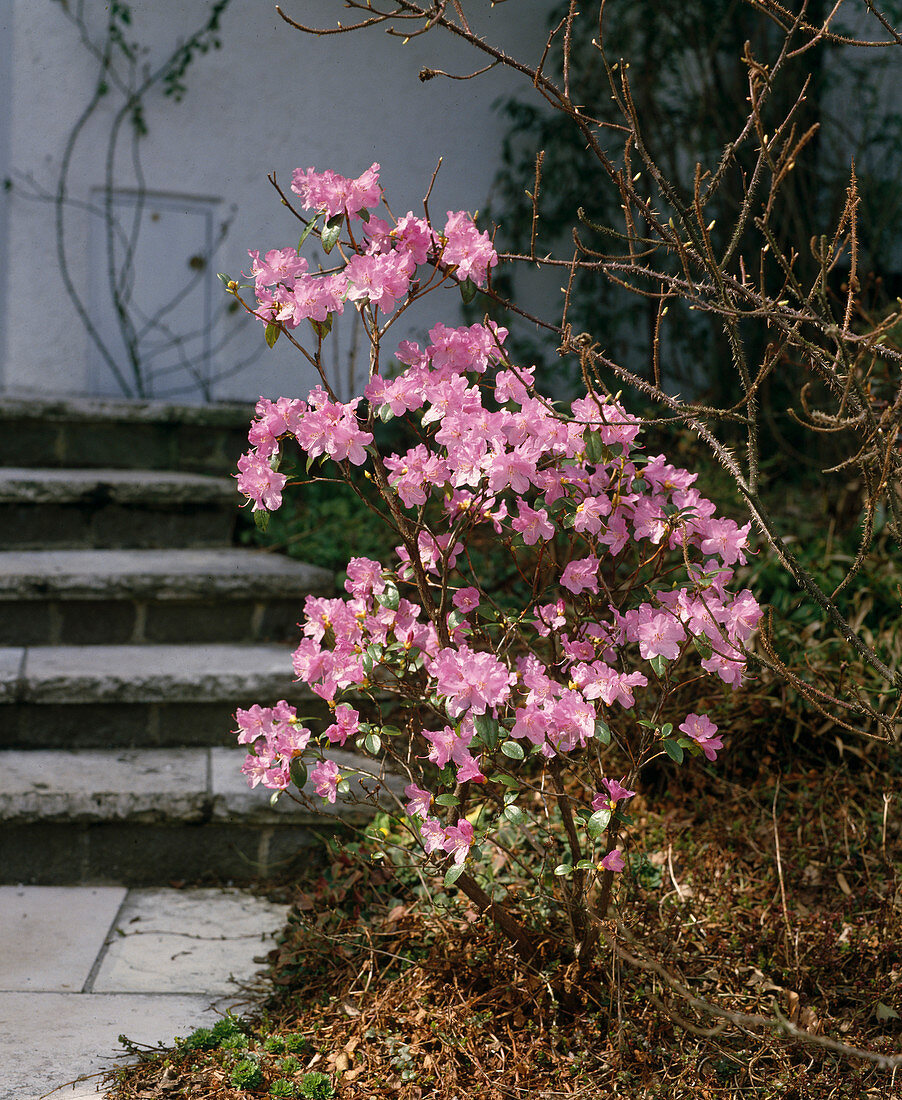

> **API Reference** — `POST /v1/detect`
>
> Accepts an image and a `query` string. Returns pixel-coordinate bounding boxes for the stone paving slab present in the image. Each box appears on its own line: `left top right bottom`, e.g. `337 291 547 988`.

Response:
94 887 288 994
0 886 125 992
0 749 208 824
0 467 235 504
0 549 333 600
0 884 290 1100
14 643 303 704
0 991 226 1100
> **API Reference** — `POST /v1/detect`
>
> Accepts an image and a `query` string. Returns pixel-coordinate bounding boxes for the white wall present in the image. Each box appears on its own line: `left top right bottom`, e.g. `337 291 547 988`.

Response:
3 0 554 403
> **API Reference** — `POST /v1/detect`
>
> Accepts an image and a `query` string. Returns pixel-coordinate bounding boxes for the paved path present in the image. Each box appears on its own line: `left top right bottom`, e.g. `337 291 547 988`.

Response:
0 885 289 1100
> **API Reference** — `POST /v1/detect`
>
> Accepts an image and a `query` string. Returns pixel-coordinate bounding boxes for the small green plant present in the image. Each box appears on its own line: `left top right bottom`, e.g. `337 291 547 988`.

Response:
283 1033 314 1056
280 1056 301 1075
298 1071 335 1099
180 1027 217 1052
230 1058 264 1089
270 1080 297 1098
219 1032 249 1053
264 1035 287 1054
211 1014 246 1043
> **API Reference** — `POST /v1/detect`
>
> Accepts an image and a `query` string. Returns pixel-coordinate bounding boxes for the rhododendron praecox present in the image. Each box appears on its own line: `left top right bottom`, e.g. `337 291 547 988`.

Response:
230 162 761 889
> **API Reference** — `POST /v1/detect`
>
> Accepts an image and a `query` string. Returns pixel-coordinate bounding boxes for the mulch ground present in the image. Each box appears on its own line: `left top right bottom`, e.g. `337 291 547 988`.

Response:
104 747 901 1100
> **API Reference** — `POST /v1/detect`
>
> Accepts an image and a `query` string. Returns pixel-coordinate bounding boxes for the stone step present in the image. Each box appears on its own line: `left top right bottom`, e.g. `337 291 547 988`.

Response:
0 394 252 474
0 467 239 549
0 643 333 750
0 747 399 884
0 550 333 646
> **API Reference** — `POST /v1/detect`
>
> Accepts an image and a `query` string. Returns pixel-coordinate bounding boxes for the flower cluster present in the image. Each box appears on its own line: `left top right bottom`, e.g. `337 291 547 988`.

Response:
233 166 762 881
245 163 497 337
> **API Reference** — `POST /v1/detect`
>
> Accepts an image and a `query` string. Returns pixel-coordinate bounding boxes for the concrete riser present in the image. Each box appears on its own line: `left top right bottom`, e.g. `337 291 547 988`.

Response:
0 821 336 885
0 697 333 750
0 502 237 549
0 598 303 646
0 416 250 475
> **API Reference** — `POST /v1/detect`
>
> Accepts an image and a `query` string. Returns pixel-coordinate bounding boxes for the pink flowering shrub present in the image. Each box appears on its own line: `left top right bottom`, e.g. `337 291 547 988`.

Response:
228 164 761 951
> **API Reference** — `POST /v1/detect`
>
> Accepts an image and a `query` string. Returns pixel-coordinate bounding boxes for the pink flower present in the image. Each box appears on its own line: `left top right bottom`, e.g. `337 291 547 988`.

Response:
679 712 724 761
697 517 751 566
405 783 433 819
636 609 685 661
311 759 341 803
291 162 381 219
440 211 498 287
324 704 359 746
442 819 475 865
428 646 515 716
452 587 480 614
345 250 414 314
235 451 287 512
601 849 626 873
246 247 309 288
593 778 637 810
421 816 446 854
560 556 600 595
512 501 555 545
393 212 435 263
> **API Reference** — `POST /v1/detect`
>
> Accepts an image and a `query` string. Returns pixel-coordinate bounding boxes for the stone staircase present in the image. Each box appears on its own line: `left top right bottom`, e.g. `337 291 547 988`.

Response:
0 395 370 885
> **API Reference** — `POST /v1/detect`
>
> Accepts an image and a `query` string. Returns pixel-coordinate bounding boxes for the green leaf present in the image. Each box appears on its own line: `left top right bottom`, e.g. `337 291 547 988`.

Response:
253 509 269 533
381 725 402 737
264 322 281 348
649 654 668 677
594 719 612 745
459 276 478 304
490 774 520 788
309 313 333 340
500 740 525 760
289 757 308 789
216 272 231 285
584 431 605 464
875 1001 901 1021
297 216 319 253
662 738 684 764
364 732 382 754
444 864 465 887
503 804 525 825
575 859 597 871
587 808 612 839
434 793 459 807
376 583 400 611
554 864 573 877
473 712 500 750
378 403 394 422
661 722 673 737
321 215 343 253
692 634 713 660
